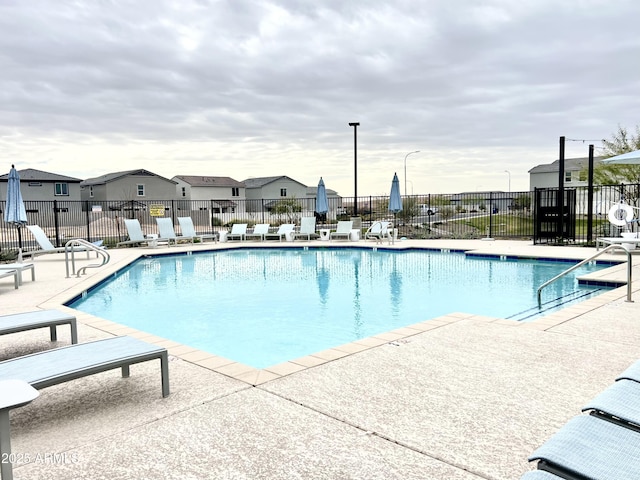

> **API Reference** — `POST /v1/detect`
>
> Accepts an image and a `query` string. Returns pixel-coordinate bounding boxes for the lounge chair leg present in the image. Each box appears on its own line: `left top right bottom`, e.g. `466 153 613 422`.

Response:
49 325 58 342
0 411 14 480
70 321 78 344
121 365 130 378
160 352 170 398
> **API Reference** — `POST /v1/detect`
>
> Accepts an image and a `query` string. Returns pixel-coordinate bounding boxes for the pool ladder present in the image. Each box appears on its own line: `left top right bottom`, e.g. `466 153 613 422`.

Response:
64 239 111 278
536 244 633 306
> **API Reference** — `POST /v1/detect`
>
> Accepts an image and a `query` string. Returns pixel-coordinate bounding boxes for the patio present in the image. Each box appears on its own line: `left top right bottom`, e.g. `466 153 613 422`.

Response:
2 240 640 479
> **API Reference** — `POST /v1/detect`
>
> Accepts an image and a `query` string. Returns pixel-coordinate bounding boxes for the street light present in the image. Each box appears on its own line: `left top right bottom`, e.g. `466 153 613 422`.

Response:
504 170 511 193
404 151 420 197
406 180 414 196
348 122 360 215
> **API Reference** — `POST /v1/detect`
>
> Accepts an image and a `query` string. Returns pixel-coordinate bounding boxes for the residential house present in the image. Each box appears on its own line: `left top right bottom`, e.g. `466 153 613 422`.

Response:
242 176 310 213
529 156 604 189
172 175 245 215
0 168 82 202
80 169 177 203
529 156 612 215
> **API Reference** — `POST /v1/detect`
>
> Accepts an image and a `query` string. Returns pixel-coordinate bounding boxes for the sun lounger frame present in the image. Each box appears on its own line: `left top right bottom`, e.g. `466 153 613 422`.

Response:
596 236 640 250
0 270 19 289
0 309 78 344
0 336 170 398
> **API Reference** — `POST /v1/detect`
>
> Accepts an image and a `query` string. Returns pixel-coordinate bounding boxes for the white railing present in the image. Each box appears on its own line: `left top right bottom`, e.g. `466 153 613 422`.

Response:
537 244 633 305
64 239 110 278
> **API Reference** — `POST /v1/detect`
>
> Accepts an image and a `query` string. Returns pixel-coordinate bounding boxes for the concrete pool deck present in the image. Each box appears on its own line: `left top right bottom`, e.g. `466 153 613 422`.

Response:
1 239 640 479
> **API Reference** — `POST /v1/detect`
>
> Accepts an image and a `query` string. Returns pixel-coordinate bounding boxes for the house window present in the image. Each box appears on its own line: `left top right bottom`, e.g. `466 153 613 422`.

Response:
280 188 287 197
54 183 69 196
137 184 145 197
565 172 572 183
232 187 239 197
28 182 42 187
579 170 587 182
89 186 94 198
181 187 186 197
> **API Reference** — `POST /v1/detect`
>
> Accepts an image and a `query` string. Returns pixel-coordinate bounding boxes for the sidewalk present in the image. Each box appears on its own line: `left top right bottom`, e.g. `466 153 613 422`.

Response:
2 240 640 479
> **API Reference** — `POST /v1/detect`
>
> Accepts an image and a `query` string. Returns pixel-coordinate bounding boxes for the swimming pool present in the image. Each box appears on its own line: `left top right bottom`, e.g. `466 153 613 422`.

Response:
67 247 618 369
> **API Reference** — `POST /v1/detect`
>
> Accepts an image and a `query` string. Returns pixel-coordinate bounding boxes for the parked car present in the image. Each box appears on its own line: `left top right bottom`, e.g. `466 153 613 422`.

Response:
418 204 439 215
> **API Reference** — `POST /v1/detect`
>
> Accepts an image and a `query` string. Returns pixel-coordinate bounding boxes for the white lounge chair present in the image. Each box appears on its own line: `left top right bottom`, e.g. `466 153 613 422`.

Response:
156 217 194 246
227 224 247 242
177 217 217 243
330 221 353 241
245 223 271 241
0 336 169 398
365 221 391 244
23 225 95 260
265 224 295 242
292 217 319 241
0 309 77 344
117 219 162 248
0 263 34 286
0 270 19 289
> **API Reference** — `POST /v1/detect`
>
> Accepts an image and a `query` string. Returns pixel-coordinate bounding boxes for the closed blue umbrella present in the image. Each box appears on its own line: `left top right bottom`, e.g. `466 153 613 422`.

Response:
388 173 402 244
4 164 28 250
315 177 329 215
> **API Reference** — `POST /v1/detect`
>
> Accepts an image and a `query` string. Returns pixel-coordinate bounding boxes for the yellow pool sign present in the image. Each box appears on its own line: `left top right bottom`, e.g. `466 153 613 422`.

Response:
149 204 166 217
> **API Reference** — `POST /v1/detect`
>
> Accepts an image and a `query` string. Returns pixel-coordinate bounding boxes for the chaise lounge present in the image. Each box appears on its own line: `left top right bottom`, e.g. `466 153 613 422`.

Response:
177 216 218 243
524 358 640 479
156 217 194 246
0 309 78 344
292 217 319 241
330 221 353 241
245 223 271 241
264 224 295 242
23 225 96 260
0 270 19 290
117 219 165 248
0 336 170 398
227 223 248 242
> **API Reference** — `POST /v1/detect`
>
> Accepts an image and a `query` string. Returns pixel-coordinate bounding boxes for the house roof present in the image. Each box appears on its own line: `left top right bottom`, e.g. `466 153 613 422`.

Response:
0 168 82 182
80 169 176 186
306 186 339 197
528 156 604 174
212 200 237 207
242 176 308 189
173 175 244 188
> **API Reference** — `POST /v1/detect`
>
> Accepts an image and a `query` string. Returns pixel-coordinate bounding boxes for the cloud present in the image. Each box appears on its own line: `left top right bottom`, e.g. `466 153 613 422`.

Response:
1 0 639 195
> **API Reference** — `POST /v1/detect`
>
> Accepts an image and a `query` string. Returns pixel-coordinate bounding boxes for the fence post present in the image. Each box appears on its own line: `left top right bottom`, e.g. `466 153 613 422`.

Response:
53 199 61 247
489 192 494 238
85 201 91 241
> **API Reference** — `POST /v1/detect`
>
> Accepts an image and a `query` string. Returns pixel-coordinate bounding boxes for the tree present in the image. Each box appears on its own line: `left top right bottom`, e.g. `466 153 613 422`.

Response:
593 124 640 205
271 198 302 223
601 124 640 156
583 124 640 186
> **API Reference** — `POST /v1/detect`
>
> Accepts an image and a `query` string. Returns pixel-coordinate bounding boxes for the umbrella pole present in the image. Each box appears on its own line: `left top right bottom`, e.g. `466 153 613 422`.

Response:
17 226 22 249
393 214 396 244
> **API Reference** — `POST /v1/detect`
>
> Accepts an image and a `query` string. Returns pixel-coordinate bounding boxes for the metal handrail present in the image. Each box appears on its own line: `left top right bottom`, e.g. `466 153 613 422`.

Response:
537 244 633 305
64 239 110 278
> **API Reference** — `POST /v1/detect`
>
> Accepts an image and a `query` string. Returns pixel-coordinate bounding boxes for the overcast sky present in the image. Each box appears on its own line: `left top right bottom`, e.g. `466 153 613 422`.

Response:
1 0 639 197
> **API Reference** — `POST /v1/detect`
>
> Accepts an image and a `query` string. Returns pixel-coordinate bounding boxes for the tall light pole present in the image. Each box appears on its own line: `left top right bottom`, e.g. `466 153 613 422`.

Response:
348 122 360 215
404 151 420 197
504 170 511 193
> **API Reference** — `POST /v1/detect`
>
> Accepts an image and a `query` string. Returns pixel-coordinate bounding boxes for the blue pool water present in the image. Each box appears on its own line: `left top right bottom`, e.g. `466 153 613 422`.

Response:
68 248 616 369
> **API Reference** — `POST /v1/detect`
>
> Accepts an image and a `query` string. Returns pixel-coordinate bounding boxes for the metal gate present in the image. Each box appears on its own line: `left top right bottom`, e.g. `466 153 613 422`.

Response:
533 188 576 244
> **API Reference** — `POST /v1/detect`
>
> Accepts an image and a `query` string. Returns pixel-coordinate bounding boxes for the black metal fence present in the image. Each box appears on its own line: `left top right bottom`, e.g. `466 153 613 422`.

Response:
1 183 637 253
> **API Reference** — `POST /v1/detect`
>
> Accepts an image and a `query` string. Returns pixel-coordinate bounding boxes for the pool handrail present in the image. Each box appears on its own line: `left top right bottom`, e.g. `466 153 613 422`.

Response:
536 244 632 306
64 238 110 278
